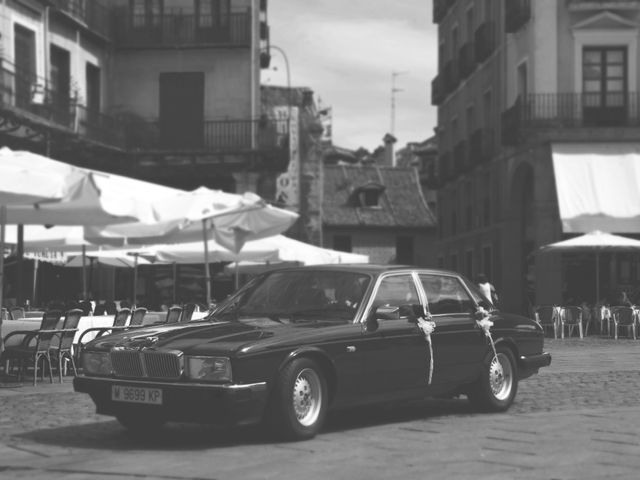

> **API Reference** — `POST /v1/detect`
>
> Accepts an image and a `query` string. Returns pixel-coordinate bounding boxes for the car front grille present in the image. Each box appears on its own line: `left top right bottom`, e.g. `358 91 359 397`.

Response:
110 349 184 380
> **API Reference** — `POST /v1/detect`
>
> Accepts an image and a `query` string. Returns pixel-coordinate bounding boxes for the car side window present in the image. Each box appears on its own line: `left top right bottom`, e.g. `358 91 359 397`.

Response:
420 274 475 315
371 274 419 319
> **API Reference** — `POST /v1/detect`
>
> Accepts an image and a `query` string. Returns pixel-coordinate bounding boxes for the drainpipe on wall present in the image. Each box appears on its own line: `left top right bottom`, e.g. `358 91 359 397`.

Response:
250 0 257 150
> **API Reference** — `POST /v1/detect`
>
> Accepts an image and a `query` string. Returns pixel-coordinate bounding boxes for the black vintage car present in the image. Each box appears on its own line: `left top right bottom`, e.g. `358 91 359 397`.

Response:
74 265 551 440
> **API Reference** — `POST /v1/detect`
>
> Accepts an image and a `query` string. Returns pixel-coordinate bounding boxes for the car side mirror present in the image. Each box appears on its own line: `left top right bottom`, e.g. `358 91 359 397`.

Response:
365 315 379 332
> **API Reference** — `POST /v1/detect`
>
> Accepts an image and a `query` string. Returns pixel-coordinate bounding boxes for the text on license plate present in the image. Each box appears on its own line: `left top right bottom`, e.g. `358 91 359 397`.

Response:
112 385 162 405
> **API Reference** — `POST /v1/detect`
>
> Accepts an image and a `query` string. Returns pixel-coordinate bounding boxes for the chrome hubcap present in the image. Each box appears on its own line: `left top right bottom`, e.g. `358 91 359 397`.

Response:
292 368 322 426
489 353 513 401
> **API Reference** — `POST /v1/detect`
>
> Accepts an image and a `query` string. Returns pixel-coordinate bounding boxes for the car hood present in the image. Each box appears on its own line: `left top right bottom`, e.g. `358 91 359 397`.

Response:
86 318 339 356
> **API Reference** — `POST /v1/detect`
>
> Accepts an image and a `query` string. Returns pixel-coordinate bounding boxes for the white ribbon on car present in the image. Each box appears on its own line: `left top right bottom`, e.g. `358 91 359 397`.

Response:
416 312 436 385
476 306 498 363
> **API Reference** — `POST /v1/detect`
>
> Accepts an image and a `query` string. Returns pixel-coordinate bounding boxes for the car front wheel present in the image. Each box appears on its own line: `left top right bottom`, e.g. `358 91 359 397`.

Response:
467 345 518 412
267 357 328 441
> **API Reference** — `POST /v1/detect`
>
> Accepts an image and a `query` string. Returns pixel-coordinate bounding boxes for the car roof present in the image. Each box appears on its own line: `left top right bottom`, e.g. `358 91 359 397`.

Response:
272 264 461 277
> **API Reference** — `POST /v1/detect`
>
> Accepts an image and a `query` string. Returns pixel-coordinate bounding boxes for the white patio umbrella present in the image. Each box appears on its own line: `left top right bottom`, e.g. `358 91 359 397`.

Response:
85 187 299 304
0 147 178 320
539 230 640 303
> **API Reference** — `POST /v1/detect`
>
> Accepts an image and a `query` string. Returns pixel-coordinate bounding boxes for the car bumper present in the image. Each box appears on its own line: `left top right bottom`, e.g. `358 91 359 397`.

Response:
73 375 268 427
518 352 552 379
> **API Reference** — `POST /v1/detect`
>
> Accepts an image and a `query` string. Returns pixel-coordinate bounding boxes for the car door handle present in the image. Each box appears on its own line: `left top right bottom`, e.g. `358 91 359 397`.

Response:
346 345 356 353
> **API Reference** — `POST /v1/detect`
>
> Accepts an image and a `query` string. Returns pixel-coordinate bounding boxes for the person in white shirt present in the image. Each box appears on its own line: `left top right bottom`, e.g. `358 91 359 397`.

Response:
476 273 498 307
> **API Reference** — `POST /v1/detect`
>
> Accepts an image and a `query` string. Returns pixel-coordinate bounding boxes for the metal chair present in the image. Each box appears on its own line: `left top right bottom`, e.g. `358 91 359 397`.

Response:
9 307 26 320
179 303 197 323
534 305 558 339
76 308 131 361
127 307 148 328
613 306 637 340
1 310 63 385
165 306 183 324
561 306 583 338
50 309 82 382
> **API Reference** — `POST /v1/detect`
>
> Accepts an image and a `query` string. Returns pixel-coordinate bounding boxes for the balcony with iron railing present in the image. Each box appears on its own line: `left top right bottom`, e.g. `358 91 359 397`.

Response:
501 93 640 145
505 0 531 33
119 117 289 153
113 10 251 48
474 21 496 63
50 0 112 40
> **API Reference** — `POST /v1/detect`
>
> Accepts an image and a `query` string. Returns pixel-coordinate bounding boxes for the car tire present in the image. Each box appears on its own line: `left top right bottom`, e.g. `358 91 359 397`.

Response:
116 412 166 436
467 345 518 412
267 357 328 441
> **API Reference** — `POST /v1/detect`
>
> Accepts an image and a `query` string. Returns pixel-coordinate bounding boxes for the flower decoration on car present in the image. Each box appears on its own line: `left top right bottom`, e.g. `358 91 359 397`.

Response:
416 313 437 385
475 306 499 363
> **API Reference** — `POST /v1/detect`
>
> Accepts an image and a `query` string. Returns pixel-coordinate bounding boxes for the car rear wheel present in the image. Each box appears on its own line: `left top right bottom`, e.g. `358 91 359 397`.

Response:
267 357 328 441
467 345 518 412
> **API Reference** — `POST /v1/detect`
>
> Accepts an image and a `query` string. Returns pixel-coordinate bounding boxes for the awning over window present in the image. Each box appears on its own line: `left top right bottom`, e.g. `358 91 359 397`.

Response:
552 143 640 233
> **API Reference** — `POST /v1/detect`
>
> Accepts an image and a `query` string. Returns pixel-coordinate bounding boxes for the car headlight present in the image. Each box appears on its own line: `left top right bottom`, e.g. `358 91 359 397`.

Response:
185 356 232 382
82 352 113 376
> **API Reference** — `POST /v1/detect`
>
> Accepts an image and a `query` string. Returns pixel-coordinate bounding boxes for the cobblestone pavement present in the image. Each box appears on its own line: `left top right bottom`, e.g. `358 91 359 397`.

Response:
0 337 639 480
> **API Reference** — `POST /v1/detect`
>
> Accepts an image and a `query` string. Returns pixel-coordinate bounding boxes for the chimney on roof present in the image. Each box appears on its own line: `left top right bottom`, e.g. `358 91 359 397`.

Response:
383 133 397 167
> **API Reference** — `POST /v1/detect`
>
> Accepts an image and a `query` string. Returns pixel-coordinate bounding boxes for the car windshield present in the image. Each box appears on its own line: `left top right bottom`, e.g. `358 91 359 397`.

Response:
213 270 371 325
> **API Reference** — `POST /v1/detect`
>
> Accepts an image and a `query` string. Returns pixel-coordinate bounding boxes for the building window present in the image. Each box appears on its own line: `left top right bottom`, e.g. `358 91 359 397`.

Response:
333 235 352 253
465 250 473 279
13 24 36 108
396 236 414 265
131 0 162 27
482 245 493 281
582 46 627 126
197 0 230 28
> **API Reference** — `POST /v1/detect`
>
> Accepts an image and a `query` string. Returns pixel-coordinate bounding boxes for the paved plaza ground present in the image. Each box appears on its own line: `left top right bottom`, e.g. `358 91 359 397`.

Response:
0 336 639 479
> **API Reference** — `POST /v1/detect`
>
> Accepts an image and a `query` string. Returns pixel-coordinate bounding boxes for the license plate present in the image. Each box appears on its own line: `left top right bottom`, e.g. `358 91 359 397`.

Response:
112 385 162 405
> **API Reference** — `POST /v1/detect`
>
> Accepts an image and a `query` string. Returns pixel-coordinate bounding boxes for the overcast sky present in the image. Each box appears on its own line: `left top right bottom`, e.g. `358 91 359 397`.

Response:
262 0 438 151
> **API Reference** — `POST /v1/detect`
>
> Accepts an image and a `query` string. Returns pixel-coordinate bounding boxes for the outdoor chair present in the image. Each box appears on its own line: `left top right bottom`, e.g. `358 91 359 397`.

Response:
50 309 82 382
9 307 25 320
592 305 611 336
179 303 197 323
534 305 558 339
613 306 637 340
165 306 183 324
126 307 148 328
76 308 131 361
561 306 583 338
580 305 592 336
0 310 63 385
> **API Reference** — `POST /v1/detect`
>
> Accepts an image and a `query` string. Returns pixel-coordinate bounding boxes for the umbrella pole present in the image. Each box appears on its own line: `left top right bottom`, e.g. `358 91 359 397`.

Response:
0 205 5 353
82 244 87 299
202 219 211 306
172 262 177 304
596 251 600 304
32 259 39 308
133 253 139 306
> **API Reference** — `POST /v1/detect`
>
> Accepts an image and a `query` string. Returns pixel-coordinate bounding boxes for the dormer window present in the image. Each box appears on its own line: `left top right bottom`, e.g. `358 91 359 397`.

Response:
349 182 386 208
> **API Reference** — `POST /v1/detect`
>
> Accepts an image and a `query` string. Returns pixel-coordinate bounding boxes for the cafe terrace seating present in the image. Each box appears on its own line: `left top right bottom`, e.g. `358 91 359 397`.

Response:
126 307 148 328
50 309 82 382
1 310 63 385
560 306 583 339
612 306 637 340
75 308 132 362
534 305 559 339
